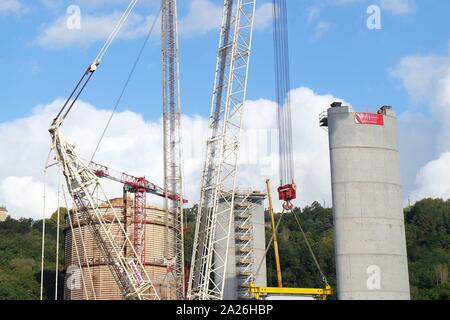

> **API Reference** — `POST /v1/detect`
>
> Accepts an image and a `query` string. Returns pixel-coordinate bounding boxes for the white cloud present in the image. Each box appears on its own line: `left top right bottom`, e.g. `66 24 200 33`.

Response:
254 3 273 30
411 152 450 201
378 0 415 15
397 111 437 198
0 86 340 219
394 47 450 202
313 22 331 40
307 6 320 23
393 55 450 109
36 11 157 48
394 51 450 152
178 0 222 37
36 0 272 47
0 177 57 220
179 0 272 37
0 0 22 14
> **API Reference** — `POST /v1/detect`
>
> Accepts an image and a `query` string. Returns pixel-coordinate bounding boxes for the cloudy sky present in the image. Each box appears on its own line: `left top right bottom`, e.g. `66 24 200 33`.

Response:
0 0 449 219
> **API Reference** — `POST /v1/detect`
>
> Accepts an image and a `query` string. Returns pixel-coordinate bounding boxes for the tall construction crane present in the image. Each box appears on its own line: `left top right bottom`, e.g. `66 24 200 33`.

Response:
89 161 187 204
188 0 257 300
48 0 160 300
49 109 159 300
161 0 185 300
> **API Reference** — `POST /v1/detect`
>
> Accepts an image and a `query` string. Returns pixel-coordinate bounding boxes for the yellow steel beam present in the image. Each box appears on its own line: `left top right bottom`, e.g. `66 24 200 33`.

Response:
266 179 283 288
249 283 333 300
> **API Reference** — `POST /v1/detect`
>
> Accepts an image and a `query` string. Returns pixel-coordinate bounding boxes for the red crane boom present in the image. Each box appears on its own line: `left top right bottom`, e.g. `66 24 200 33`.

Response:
88 161 188 204
88 161 188 265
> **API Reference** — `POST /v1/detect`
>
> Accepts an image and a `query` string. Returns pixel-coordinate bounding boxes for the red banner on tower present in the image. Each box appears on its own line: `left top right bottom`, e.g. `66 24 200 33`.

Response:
355 112 384 125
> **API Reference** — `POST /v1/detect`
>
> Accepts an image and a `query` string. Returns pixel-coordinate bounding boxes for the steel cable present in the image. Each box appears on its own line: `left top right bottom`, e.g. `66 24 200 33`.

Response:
39 149 52 300
254 208 286 278
54 0 141 126
90 6 162 162
292 211 329 285
273 0 294 185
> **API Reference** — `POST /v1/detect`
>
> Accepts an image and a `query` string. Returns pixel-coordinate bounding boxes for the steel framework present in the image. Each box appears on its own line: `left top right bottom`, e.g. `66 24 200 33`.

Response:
88 161 188 269
162 0 185 300
188 0 256 300
133 179 147 264
89 161 186 203
49 124 160 300
233 193 256 300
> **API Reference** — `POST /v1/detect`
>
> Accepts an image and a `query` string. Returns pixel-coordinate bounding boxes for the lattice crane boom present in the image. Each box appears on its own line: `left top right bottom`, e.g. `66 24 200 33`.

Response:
88 161 187 203
188 0 256 300
162 0 185 300
49 123 160 300
46 0 161 300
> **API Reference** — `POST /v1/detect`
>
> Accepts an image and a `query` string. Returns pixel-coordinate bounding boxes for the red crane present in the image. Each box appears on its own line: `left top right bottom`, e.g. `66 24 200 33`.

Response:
88 161 187 264
89 161 188 203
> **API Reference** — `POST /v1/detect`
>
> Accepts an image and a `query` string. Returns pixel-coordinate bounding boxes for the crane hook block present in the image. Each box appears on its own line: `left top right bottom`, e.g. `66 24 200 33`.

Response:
278 183 297 210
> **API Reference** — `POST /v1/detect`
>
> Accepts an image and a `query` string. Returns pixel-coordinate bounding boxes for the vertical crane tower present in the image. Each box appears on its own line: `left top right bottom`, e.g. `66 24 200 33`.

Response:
161 0 185 300
188 0 257 300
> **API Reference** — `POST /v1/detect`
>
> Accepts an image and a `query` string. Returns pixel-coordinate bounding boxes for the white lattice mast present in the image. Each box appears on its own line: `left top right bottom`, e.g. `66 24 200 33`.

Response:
188 0 256 300
45 0 160 300
49 123 160 300
162 0 185 300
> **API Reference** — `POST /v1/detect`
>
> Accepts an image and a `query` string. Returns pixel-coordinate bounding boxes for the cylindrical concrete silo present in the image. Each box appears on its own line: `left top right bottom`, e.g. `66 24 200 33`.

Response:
63 198 176 300
326 104 410 300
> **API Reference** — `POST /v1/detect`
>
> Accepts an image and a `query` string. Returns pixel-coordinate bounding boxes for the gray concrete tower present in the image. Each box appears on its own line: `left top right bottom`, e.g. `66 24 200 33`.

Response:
325 103 410 300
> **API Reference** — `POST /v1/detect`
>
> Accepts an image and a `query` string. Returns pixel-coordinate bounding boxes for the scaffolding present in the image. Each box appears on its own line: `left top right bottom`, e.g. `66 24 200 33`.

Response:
234 194 256 299
219 190 266 300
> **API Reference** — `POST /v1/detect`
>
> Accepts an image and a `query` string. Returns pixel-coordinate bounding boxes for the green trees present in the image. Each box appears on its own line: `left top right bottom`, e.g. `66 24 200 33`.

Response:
0 210 65 300
405 199 450 299
0 198 448 300
264 199 449 300
265 202 337 298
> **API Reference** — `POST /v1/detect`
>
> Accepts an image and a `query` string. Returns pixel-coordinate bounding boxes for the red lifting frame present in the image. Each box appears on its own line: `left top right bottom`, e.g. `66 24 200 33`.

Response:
278 183 297 208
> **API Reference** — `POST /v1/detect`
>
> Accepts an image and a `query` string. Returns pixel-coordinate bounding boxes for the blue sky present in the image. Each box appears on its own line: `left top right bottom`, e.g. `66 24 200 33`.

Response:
1 0 448 122
1 0 450 218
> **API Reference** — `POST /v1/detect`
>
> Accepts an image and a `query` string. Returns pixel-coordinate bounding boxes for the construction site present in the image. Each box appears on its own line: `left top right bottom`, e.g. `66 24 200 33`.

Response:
36 0 411 301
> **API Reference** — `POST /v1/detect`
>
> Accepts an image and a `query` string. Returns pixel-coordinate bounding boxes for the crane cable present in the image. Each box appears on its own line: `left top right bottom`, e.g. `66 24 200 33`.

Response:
53 0 140 127
62 185 95 300
292 211 329 285
40 149 52 300
268 0 329 288
254 208 329 287
54 166 62 300
91 5 162 162
254 209 286 277
273 0 294 186
94 0 140 64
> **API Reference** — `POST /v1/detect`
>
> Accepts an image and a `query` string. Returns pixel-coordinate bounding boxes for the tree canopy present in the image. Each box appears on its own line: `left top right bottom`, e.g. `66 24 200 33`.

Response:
0 199 448 300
